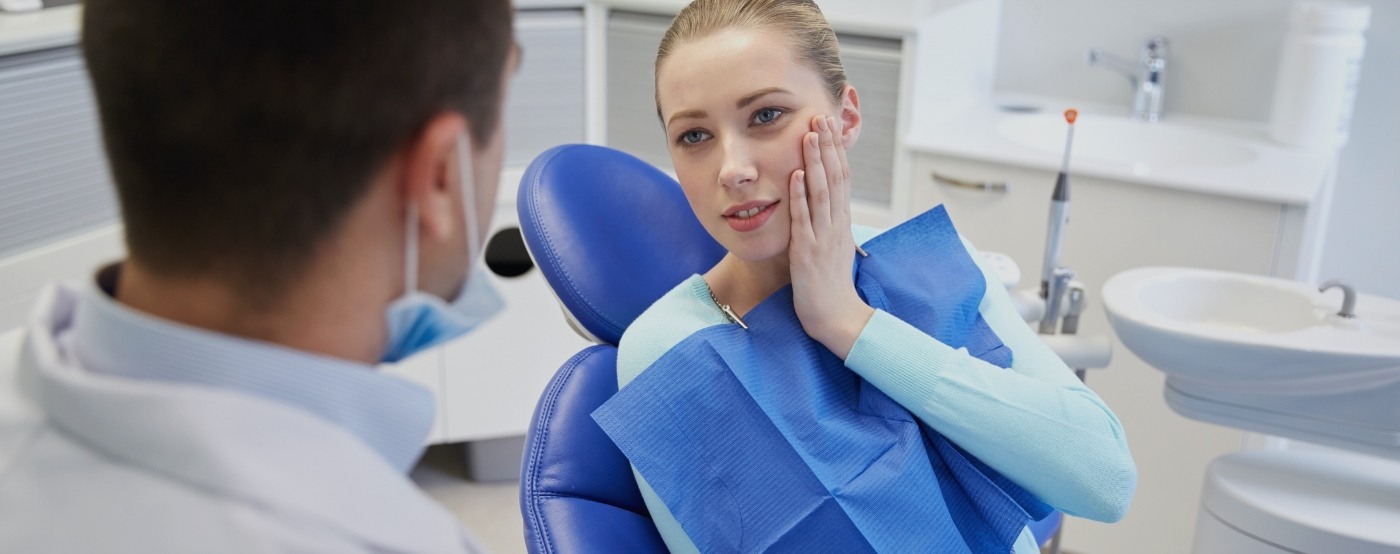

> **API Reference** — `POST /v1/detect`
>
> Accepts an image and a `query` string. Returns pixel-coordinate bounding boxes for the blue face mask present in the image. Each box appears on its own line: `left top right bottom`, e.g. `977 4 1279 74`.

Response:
381 132 505 364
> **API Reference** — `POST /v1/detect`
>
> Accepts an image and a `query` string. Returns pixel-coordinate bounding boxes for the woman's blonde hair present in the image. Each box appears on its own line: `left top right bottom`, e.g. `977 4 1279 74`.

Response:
655 0 847 117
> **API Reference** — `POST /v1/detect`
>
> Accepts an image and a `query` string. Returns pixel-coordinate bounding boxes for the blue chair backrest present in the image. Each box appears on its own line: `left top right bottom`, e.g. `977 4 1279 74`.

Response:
517 145 723 553
517 144 725 346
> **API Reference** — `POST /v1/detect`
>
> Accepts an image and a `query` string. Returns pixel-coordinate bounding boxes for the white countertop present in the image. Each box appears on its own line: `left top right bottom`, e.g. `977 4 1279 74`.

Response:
0 5 78 56
905 96 1332 207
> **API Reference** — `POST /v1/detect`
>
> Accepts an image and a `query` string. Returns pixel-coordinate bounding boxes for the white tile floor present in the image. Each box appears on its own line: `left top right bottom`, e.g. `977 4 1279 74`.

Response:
411 444 527 554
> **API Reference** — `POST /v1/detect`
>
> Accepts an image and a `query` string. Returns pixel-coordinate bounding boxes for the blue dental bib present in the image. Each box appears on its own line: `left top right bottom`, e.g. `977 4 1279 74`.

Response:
593 206 1051 552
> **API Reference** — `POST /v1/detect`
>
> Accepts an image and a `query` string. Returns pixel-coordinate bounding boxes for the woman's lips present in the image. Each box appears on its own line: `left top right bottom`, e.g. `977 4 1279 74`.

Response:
725 201 778 232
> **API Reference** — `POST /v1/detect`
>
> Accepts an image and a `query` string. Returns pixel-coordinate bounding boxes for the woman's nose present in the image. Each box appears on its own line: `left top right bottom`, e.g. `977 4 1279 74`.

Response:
717 137 757 189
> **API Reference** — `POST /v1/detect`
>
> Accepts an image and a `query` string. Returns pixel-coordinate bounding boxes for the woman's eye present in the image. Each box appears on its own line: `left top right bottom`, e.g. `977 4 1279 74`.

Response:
679 130 710 145
753 108 783 125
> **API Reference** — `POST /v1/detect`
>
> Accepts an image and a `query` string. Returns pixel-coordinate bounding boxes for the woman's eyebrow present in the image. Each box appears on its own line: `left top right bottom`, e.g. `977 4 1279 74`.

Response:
664 87 792 130
736 87 790 109
666 109 707 129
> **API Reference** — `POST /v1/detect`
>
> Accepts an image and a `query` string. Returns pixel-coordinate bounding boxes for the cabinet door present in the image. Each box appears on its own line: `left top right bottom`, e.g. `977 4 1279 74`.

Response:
910 153 1285 554
605 11 673 172
838 35 902 207
911 154 1282 277
506 10 587 168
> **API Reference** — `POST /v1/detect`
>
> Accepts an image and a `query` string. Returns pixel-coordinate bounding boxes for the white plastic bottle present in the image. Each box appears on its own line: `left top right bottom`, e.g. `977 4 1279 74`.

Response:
1269 0 1371 150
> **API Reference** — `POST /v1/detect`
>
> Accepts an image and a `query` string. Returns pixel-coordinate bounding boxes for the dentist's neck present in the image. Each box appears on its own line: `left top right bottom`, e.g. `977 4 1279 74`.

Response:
115 255 392 365
113 183 405 366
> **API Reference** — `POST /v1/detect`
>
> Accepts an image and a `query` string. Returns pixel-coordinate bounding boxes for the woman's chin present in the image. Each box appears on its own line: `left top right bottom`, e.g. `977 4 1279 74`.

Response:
722 236 789 265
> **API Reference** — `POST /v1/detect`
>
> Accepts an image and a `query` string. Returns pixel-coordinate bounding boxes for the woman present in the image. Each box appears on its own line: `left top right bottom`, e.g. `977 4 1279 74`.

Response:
602 0 1137 551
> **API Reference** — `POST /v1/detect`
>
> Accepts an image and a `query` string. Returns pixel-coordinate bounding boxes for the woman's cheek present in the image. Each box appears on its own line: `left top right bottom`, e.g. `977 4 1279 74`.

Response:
761 131 806 180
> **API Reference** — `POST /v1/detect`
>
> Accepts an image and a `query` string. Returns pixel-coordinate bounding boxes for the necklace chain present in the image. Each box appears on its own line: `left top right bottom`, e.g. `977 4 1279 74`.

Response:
707 285 749 330
703 245 867 332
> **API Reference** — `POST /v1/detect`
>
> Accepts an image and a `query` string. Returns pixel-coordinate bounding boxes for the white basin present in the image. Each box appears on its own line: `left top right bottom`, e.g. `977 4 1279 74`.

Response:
1102 267 1400 459
996 113 1259 173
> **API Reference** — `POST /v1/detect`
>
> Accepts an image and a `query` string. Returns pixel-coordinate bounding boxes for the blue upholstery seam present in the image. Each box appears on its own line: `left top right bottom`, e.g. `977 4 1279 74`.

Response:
525 147 628 340
521 343 599 553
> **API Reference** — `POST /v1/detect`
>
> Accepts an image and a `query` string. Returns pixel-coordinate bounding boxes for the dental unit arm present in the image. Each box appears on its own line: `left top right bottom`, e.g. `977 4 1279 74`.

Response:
1031 110 1112 377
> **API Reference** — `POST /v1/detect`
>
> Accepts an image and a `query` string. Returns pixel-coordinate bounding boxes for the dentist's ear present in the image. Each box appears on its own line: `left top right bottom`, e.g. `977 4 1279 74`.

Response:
837 85 862 149
401 113 469 242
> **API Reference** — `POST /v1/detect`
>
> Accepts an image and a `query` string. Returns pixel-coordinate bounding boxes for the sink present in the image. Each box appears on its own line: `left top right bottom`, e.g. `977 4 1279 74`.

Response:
1102 267 1400 459
996 113 1259 173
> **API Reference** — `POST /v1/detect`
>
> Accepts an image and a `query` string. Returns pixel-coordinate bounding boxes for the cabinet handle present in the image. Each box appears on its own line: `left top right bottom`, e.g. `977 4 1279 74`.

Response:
931 171 1011 193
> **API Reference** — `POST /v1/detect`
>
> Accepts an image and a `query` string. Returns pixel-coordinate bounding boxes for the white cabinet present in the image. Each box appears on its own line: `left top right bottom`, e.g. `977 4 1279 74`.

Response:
909 152 1301 554
911 154 1289 275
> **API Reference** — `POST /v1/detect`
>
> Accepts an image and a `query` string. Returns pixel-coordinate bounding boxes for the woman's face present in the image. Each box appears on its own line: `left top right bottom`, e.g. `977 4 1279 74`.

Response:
657 28 857 265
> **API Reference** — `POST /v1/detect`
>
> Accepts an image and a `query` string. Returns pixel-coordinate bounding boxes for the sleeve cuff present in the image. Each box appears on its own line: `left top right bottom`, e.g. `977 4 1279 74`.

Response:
845 309 963 404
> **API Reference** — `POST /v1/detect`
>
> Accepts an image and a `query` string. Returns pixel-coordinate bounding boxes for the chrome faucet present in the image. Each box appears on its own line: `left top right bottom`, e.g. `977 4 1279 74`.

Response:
1319 279 1357 318
1088 37 1168 122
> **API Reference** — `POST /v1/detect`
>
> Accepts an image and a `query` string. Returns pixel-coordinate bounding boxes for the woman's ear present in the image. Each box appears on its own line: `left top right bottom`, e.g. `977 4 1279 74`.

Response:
838 85 862 149
400 113 468 242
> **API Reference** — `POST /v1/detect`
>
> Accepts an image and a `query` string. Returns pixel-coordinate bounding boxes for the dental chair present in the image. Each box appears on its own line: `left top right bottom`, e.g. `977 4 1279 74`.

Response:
517 144 1062 553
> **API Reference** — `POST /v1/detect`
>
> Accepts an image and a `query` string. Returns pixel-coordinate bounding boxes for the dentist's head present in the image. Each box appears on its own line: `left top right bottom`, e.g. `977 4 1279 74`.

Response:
80 0 518 363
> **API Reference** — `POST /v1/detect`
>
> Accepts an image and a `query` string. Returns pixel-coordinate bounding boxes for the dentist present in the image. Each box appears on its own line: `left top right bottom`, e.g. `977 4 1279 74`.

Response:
0 1 516 552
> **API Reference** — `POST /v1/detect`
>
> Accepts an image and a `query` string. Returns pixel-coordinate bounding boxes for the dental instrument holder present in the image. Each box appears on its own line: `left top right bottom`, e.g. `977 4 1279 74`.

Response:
1062 284 1088 382
1088 37 1168 122
1039 268 1076 336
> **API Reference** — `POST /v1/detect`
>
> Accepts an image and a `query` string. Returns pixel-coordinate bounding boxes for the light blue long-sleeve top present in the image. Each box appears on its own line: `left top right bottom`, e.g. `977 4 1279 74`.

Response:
616 227 1137 553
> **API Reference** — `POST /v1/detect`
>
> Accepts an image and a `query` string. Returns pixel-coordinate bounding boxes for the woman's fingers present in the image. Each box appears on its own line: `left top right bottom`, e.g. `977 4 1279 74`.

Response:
818 117 845 215
802 128 831 232
789 168 812 243
830 117 853 218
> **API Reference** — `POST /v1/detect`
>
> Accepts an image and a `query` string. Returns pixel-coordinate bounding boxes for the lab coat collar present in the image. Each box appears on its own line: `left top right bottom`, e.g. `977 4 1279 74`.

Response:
20 282 480 553
72 264 436 473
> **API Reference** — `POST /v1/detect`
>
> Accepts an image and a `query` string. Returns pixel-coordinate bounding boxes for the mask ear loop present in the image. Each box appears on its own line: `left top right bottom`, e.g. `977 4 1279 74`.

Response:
404 203 419 295
403 130 475 300
457 131 479 265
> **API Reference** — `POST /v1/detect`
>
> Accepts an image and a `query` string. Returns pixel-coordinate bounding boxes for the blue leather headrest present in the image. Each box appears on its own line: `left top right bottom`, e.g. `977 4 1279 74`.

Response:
518 144 725 346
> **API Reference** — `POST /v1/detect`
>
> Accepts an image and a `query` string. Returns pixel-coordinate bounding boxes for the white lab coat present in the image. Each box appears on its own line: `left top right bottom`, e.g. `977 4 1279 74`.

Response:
0 284 487 553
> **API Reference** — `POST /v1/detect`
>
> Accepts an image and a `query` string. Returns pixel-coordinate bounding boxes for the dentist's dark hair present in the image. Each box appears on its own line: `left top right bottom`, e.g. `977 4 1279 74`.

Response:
81 0 514 300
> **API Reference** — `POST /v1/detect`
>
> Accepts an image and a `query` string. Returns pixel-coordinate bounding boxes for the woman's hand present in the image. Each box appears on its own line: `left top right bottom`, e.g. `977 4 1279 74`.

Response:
788 115 875 359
